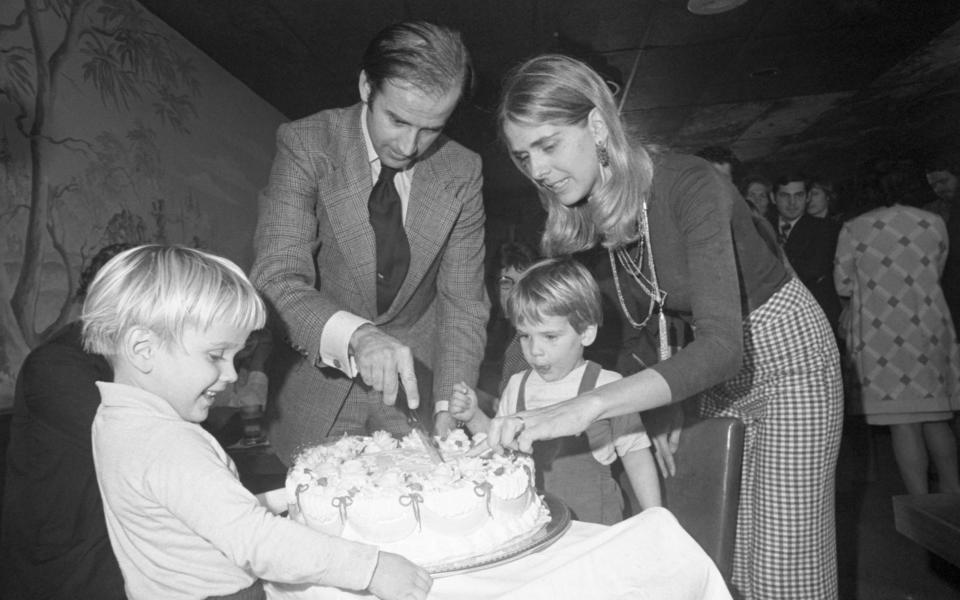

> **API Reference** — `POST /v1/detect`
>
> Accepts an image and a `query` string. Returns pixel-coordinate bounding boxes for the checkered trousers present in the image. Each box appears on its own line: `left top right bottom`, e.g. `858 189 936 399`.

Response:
699 277 844 600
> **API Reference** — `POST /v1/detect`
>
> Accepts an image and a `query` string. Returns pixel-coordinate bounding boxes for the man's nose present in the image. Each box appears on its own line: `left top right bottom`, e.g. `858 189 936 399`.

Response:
398 128 418 158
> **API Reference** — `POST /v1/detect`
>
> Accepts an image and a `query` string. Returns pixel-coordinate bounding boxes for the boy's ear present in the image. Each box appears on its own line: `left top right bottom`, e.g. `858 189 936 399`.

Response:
580 324 598 347
123 326 157 374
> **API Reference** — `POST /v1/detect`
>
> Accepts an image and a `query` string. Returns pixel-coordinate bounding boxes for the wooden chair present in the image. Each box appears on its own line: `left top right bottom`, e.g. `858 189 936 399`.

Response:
661 416 745 582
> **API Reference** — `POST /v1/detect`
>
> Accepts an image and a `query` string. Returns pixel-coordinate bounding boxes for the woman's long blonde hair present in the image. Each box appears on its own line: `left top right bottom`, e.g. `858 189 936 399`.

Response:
497 54 655 256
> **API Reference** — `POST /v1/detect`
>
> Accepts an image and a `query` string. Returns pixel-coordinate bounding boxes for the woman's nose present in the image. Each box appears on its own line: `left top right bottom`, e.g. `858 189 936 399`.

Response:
529 155 549 181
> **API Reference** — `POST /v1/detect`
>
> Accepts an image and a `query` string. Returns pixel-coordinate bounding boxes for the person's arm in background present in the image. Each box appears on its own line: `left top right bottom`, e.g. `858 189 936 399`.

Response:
431 153 491 435
833 220 856 340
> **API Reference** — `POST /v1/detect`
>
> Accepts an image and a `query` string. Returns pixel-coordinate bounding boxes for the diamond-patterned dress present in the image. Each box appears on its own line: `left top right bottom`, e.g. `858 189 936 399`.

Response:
834 205 960 423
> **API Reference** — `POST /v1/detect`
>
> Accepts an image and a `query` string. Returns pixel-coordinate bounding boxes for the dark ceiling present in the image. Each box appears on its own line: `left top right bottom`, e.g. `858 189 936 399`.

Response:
139 0 960 199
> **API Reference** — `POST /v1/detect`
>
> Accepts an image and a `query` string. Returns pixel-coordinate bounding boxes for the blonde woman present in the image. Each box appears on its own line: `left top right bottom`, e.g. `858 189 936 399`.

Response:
486 54 843 600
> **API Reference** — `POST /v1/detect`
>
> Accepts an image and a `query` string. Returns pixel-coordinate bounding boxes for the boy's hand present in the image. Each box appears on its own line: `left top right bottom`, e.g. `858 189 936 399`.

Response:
450 382 478 425
367 552 432 600
433 411 457 437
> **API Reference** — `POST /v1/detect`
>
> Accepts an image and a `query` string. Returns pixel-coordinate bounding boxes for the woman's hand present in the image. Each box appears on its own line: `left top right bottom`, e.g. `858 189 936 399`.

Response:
642 404 684 477
486 395 601 453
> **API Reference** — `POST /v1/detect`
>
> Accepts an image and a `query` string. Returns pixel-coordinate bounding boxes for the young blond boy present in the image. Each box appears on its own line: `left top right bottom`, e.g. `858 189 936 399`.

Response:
83 245 431 600
451 258 661 523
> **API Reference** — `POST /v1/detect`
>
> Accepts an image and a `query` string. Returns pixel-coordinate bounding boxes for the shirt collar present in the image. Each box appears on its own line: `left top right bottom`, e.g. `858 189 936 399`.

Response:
780 215 802 228
360 103 378 166
96 381 183 420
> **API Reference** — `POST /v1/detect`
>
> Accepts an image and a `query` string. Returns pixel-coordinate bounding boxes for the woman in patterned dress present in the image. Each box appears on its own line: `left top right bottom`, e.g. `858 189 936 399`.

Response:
835 199 960 494
485 54 844 600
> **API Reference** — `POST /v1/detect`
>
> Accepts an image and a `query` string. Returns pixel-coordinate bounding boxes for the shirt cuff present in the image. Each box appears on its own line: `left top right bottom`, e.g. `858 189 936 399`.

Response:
319 311 372 378
433 400 450 415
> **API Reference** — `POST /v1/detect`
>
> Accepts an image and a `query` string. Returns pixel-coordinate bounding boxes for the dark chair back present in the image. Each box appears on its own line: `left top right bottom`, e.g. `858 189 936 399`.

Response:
662 416 745 582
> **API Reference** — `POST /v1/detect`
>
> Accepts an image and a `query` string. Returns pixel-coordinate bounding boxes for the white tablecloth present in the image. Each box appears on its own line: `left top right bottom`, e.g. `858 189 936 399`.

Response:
265 506 731 600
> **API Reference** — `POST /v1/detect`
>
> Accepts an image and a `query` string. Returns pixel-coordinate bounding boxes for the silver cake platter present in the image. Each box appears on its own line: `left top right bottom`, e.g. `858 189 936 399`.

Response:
425 493 572 577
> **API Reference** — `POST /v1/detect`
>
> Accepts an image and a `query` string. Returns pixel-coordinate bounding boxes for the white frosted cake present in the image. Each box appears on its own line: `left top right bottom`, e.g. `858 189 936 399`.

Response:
285 429 551 568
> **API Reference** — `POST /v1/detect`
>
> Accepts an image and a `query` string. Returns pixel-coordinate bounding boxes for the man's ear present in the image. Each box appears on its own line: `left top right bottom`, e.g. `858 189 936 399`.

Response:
123 326 157 374
580 324 598 347
588 108 609 145
358 70 372 104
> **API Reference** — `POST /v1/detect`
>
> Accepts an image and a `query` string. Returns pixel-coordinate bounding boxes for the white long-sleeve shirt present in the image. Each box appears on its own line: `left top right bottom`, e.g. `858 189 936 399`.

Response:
92 382 379 600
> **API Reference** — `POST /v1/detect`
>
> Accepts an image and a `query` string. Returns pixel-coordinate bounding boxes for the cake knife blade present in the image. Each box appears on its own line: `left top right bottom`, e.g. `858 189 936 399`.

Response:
399 385 445 464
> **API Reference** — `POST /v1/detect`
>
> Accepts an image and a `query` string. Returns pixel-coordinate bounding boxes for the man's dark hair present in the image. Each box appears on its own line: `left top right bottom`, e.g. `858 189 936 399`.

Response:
774 172 809 194
498 241 538 273
741 172 772 191
361 21 473 103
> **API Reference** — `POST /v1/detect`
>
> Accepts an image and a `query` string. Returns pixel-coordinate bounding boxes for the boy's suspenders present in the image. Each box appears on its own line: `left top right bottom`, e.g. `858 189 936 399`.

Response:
515 360 602 477
515 360 602 410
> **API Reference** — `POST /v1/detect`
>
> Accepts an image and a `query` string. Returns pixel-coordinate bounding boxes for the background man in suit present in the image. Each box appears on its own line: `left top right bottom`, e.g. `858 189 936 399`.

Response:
252 21 489 464
771 174 842 335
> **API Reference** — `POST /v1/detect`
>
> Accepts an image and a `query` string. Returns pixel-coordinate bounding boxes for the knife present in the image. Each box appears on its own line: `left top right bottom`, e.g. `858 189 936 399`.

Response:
399 385 445 464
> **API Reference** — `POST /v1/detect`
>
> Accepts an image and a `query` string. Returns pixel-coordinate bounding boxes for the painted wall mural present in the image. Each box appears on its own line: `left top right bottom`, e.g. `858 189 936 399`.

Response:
0 0 285 409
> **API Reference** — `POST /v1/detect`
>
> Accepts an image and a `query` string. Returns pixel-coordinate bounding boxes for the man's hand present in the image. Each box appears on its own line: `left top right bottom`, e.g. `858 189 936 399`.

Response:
350 324 420 409
367 552 432 600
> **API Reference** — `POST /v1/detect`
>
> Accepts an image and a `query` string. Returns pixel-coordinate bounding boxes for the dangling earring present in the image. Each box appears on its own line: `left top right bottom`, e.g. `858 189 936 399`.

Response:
595 141 610 168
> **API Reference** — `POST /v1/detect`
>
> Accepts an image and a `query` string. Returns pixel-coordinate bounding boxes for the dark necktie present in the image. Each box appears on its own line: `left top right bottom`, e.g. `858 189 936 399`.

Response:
778 221 792 246
368 165 410 315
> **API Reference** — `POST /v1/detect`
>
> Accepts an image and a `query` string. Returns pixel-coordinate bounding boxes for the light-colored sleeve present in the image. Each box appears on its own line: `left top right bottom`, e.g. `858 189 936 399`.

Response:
931 213 949 275
495 373 523 417
147 430 379 591
585 371 650 464
432 154 491 410
318 311 371 377
610 412 652 456
833 221 856 298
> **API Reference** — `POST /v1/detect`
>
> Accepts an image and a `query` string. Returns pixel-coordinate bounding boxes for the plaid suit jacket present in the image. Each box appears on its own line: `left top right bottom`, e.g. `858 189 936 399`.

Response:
251 104 489 463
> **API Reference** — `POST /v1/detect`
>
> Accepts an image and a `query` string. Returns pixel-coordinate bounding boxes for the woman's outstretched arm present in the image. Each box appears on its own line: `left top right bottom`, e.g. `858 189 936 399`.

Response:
485 368 673 453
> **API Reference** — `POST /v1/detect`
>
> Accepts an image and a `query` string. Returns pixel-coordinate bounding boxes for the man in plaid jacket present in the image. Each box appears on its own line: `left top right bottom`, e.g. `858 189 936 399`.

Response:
251 21 489 464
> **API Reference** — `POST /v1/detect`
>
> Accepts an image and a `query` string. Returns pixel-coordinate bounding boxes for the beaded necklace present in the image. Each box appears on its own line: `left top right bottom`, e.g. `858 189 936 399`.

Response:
608 199 670 360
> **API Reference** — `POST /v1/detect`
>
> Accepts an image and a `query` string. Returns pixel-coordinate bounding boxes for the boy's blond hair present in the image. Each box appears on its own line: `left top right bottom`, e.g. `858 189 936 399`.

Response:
505 257 602 334
81 245 266 356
